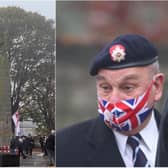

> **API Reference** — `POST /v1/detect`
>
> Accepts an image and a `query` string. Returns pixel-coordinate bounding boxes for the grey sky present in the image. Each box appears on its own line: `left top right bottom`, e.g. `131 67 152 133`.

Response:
0 0 55 20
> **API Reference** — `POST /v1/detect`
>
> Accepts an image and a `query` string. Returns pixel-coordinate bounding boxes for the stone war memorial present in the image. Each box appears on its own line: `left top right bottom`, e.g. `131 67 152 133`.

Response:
0 53 12 146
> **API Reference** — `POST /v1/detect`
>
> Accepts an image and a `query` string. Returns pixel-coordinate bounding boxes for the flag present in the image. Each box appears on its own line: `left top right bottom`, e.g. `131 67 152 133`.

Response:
12 111 20 136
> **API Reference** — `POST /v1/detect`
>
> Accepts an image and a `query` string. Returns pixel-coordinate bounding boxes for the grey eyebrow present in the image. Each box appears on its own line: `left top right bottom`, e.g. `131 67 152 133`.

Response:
95 75 106 81
121 75 139 82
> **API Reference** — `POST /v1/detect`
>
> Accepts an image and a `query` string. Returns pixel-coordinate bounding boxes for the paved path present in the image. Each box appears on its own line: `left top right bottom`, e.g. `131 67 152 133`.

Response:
20 148 52 167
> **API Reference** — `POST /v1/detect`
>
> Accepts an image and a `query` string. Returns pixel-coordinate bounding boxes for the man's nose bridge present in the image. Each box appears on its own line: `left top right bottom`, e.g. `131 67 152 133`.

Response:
109 88 120 103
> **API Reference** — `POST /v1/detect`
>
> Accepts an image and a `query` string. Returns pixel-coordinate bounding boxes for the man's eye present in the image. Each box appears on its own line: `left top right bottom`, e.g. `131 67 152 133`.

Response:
103 86 109 90
122 85 135 91
101 85 111 91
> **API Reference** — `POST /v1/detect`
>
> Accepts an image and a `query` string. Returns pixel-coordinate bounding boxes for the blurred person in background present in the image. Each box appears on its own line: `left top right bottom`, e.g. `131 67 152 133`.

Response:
39 135 45 153
56 34 165 167
46 130 55 166
18 136 26 159
10 135 17 154
43 135 48 156
27 133 34 156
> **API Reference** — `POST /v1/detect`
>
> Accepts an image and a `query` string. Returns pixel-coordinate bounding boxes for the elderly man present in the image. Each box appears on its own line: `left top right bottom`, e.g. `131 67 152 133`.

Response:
56 34 165 167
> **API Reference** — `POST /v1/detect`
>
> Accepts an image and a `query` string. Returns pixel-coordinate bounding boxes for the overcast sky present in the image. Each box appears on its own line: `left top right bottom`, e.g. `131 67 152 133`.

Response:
0 0 55 20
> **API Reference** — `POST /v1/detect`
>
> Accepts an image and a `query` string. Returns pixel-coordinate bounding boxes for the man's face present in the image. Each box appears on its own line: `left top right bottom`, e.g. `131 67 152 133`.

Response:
96 66 164 106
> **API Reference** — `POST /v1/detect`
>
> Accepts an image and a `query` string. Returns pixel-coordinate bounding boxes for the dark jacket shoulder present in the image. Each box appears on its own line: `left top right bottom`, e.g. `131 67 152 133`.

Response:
56 118 99 167
57 118 95 140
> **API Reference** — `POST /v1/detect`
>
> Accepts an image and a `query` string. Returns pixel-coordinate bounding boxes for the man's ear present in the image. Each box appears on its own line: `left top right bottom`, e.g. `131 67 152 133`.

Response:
153 73 165 101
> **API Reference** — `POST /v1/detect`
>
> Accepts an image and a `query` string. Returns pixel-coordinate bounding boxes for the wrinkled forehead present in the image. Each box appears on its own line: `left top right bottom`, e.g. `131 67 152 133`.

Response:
96 67 152 83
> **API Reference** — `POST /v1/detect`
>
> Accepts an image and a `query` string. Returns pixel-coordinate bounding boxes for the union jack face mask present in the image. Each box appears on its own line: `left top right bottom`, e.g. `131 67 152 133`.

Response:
98 82 153 132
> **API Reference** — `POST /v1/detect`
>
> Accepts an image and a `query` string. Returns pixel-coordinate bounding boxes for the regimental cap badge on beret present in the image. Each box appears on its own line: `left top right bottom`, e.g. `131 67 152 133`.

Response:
109 44 126 62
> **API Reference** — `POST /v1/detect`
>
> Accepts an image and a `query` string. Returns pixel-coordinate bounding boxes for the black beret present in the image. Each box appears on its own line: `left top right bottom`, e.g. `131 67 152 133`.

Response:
89 34 158 76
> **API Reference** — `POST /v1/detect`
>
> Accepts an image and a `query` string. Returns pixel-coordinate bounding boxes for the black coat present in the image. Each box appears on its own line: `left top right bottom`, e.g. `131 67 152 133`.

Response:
56 110 160 167
156 97 168 166
46 134 55 151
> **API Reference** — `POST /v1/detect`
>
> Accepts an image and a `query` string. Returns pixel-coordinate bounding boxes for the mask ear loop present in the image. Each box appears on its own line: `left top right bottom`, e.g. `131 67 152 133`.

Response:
152 75 156 83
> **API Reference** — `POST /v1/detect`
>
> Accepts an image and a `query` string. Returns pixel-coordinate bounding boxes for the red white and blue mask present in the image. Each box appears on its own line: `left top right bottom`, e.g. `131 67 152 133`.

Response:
98 82 153 132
